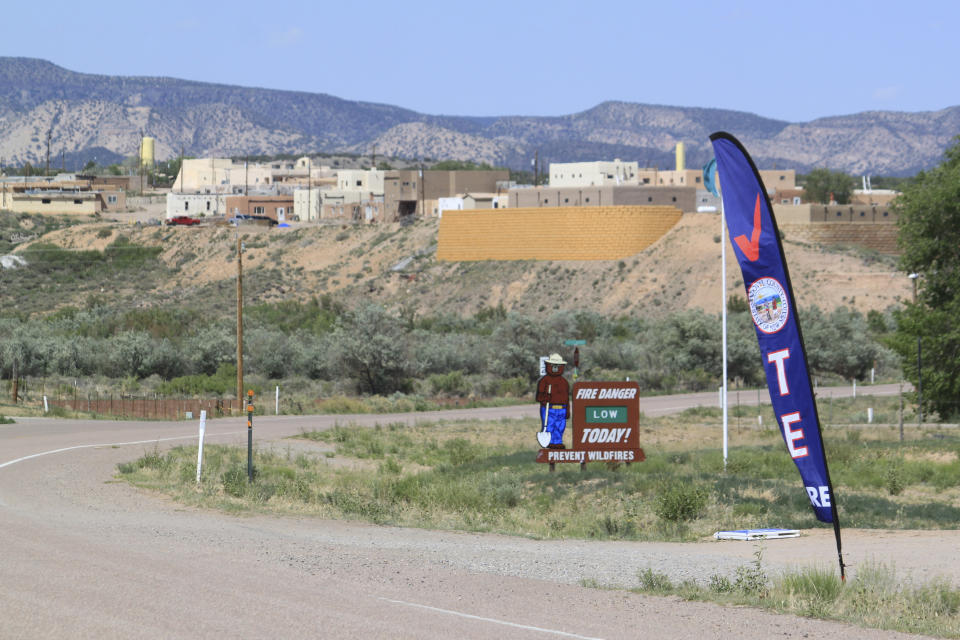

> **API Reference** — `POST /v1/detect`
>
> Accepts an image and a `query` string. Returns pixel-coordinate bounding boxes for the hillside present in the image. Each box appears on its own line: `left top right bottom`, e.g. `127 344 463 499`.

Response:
9 214 910 320
0 57 956 175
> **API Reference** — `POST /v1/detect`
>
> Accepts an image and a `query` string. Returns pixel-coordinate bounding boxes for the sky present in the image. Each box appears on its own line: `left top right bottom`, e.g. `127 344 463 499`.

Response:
3 0 957 123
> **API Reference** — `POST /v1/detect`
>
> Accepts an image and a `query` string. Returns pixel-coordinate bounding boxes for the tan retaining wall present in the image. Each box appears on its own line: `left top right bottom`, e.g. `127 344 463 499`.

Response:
781 223 901 255
437 206 682 261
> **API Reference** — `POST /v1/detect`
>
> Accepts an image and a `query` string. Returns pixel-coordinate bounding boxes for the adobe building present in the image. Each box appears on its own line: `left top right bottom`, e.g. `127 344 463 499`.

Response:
0 176 126 215
383 169 510 220
225 194 295 222
508 185 698 213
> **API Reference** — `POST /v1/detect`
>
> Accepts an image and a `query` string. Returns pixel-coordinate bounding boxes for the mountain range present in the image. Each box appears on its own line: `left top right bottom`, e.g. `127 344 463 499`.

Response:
1 57 957 176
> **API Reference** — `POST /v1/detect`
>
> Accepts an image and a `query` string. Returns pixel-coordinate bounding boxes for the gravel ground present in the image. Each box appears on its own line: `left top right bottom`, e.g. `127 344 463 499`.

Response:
0 392 945 639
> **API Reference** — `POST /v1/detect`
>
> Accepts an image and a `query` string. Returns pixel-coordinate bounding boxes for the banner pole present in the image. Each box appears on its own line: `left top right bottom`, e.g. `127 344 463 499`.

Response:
721 202 729 470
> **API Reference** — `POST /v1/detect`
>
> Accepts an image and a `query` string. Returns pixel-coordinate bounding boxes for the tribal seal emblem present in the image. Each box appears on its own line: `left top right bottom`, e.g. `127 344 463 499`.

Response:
748 277 789 334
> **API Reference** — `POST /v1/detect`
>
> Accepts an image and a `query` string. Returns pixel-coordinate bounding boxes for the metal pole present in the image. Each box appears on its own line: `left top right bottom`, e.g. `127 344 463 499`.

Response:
721 204 728 470
246 390 254 482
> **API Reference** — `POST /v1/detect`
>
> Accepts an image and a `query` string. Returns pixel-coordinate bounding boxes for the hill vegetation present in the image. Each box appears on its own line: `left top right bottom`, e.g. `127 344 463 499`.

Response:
0 211 908 405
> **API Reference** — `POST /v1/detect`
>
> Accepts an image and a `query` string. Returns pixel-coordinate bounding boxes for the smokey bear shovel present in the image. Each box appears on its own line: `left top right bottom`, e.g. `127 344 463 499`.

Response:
537 384 552 448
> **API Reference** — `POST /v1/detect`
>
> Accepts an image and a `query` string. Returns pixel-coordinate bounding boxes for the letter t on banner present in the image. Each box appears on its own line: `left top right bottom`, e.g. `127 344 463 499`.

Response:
708 131 845 581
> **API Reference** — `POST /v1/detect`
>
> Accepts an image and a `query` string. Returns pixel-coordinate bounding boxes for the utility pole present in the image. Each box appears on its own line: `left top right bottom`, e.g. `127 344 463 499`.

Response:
45 128 52 177
909 273 923 426
236 232 244 407
419 162 425 218
139 130 144 196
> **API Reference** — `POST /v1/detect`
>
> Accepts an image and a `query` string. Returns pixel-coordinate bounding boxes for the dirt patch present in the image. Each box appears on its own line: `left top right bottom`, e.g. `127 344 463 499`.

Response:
16 213 909 317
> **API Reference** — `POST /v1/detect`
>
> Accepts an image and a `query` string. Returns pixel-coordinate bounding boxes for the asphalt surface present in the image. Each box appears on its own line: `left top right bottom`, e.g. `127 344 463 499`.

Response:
1 383 941 639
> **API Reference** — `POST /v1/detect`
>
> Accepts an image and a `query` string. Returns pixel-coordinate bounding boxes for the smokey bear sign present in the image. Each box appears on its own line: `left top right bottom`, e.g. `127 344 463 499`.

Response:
536 381 645 465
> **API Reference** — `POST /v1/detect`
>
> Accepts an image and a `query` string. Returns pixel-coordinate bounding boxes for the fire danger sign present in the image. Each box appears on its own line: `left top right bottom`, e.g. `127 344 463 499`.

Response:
536 381 645 464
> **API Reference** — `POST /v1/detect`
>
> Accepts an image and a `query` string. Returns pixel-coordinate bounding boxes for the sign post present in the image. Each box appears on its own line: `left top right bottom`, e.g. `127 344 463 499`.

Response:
196 410 207 484
564 339 585 381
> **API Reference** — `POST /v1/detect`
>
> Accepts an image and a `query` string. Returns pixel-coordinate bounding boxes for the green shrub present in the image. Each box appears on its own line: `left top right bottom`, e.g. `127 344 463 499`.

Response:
709 574 733 593
428 371 470 396
637 568 674 593
734 549 768 597
654 483 708 522
778 566 842 603
222 465 249 497
885 463 905 496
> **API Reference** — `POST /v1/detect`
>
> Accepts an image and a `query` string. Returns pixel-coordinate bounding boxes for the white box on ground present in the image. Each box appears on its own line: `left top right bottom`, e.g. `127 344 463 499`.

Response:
713 528 800 541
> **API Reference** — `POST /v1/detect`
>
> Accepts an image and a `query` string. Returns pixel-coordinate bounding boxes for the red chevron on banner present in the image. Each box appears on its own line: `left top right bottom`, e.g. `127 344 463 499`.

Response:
734 194 763 262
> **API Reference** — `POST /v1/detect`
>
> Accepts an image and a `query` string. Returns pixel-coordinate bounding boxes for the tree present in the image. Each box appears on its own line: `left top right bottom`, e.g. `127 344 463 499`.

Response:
889 135 960 419
801 168 856 204
331 305 411 394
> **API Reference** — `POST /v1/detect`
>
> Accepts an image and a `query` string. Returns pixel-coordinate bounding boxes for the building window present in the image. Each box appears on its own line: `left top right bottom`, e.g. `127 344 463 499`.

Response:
356 180 362 186
108 195 118 204
206 201 211 211
643 178 650 184
883 211 889 217
74 199 82 205
648 197 653 202
254 206 265 214
585 197 590 203
564 198 569 203
837 212 842 217
695 176 701 183
185 202 189 211
860 211 866 217
672 196 677 202
543 199 549 204
42 198 51 204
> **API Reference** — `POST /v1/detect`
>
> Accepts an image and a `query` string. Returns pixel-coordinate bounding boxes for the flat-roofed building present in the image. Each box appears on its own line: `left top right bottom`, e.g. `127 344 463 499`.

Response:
549 160 639 187
225 194 294 222
11 190 99 215
384 169 509 220
508 185 697 213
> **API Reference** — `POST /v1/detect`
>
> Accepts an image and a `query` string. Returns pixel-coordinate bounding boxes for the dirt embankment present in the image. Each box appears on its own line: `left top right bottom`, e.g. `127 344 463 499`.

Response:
25 212 909 317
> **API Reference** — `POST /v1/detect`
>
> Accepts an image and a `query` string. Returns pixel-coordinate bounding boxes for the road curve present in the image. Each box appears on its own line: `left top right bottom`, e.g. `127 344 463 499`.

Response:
1 383 938 639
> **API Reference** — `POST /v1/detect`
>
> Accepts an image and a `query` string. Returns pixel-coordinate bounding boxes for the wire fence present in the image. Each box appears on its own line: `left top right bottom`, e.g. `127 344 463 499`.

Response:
46 391 242 420
3 379 244 420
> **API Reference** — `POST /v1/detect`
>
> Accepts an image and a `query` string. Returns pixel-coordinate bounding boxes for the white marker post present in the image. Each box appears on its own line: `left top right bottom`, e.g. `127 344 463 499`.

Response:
195 410 207 484
275 385 279 415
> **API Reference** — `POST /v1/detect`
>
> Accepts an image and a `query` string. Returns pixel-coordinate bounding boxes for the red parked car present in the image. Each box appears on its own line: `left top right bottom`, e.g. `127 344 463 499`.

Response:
166 216 202 226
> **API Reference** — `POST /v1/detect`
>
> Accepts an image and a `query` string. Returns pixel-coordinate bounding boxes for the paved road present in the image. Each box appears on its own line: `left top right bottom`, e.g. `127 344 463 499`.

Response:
1 383 937 639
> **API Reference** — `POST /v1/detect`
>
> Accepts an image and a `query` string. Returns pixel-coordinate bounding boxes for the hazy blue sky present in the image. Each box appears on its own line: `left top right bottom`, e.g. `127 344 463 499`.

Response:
4 0 955 122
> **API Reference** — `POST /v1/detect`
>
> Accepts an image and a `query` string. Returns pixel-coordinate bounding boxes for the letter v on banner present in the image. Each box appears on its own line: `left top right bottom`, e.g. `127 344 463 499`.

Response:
708 132 845 581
